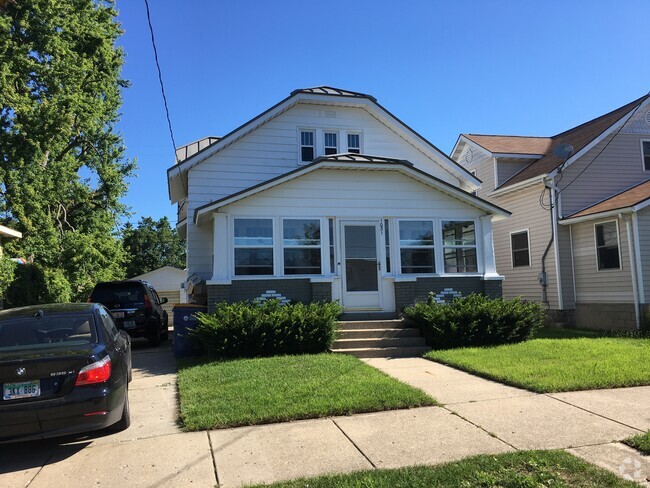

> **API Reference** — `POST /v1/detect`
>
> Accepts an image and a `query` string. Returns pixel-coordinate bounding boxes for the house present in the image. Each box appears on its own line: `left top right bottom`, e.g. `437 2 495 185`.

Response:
0 224 22 257
451 94 650 329
167 87 510 315
130 266 187 315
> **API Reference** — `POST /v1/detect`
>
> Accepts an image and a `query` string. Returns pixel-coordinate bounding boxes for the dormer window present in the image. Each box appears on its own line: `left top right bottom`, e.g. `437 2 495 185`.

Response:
300 130 315 162
347 133 360 154
324 132 338 155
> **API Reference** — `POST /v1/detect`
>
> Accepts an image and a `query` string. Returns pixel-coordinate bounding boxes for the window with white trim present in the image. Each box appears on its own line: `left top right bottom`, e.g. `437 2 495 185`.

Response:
234 219 274 275
328 218 336 274
442 221 477 273
510 231 530 267
324 132 338 155
347 133 360 154
300 130 315 162
595 221 620 270
283 219 321 275
384 219 391 273
642 140 650 171
399 221 435 274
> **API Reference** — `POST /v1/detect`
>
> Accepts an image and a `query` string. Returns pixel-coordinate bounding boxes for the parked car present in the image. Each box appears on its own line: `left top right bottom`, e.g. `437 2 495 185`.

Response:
90 280 169 346
0 303 132 443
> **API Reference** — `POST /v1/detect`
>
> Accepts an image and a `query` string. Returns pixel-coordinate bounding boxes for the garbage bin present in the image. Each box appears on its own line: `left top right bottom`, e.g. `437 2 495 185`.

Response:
173 304 207 358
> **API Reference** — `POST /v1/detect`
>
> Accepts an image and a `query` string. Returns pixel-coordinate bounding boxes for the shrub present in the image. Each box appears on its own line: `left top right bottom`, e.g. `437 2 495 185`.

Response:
189 299 342 358
403 293 544 350
0 256 16 300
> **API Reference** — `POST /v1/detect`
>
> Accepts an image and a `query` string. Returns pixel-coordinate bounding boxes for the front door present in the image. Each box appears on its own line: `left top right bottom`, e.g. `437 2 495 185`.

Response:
341 222 381 310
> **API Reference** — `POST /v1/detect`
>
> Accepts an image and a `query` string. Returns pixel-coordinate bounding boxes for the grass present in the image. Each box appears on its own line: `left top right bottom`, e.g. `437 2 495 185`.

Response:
533 327 604 339
252 450 636 487
624 431 650 455
177 353 436 430
425 337 650 393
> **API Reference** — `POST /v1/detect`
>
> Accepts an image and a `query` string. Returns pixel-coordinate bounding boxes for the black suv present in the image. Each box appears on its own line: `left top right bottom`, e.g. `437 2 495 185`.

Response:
89 280 169 346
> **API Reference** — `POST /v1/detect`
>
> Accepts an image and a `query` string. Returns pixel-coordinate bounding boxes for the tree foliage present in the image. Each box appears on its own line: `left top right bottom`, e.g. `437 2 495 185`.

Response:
0 0 134 302
122 216 185 278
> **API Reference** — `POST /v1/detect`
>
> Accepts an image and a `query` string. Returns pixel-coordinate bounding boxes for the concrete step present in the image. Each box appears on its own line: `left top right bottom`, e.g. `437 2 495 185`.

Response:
332 346 431 358
333 336 427 350
337 319 407 330
340 312 399 321
337 328 421 339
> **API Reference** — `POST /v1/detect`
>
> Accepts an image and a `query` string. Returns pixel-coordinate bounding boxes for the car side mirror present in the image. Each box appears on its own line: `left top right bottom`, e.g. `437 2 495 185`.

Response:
160 297 168 304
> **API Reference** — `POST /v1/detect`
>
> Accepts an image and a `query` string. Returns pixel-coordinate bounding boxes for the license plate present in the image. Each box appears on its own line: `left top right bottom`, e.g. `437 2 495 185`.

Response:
123 320 136 329
3 380 40 400
112 311 125 318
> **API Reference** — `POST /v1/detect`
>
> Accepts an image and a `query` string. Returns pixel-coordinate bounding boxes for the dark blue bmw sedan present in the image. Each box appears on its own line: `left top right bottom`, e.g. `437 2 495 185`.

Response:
0 303 132 442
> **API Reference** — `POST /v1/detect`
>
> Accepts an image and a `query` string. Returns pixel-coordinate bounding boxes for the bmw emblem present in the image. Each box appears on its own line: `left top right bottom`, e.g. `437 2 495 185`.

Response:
15 367 26 377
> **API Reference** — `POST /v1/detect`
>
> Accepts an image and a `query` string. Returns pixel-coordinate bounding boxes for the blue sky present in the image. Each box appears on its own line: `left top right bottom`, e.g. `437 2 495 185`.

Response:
114 0 650 226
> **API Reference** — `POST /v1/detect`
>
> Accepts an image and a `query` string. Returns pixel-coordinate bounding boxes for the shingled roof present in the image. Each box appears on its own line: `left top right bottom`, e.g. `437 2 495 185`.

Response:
565 178 650 220
464 94 650 189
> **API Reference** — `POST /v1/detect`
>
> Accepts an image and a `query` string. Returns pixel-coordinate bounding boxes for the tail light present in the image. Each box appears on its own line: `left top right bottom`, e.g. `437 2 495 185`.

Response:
144 294 153 311
75 356 112 386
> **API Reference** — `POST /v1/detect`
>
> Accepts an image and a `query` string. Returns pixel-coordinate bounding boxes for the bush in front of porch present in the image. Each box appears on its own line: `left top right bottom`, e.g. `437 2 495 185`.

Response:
403 294 544 350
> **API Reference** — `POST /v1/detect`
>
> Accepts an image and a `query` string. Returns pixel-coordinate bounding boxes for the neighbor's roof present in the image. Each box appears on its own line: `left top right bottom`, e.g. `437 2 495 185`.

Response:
462 94 650 189
290 86 377 102
175 137 221 163
565 178 650 220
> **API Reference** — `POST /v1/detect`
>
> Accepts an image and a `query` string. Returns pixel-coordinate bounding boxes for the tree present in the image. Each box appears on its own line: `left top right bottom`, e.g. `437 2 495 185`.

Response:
0 0 134 302
122 216 185 278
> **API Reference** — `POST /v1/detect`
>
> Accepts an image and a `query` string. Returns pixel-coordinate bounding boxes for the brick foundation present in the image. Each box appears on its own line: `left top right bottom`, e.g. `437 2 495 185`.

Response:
575 303 638 330
394 277 502 311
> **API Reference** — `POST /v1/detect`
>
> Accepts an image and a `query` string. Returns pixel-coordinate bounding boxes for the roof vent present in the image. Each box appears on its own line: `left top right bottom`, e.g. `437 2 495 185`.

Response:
645 110 650 125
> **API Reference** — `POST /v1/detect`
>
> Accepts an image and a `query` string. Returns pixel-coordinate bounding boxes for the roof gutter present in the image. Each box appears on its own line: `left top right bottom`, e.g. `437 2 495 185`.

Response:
559 207 635 225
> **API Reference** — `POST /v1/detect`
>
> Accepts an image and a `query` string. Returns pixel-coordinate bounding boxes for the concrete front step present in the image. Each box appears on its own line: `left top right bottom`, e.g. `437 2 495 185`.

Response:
332 346 431 358
337 319 407 330
337 328 421 339
333 336 427 350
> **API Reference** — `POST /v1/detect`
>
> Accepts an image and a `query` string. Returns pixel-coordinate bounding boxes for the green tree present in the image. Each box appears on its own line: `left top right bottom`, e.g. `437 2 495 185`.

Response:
0 0 134 302
122 216 185 278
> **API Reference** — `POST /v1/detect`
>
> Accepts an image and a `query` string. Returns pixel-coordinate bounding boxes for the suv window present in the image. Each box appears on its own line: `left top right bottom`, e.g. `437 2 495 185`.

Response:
90 282 145 308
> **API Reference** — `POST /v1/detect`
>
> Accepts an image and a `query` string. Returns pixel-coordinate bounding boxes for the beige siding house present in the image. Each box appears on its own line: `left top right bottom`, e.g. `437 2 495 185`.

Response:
451 94 650 329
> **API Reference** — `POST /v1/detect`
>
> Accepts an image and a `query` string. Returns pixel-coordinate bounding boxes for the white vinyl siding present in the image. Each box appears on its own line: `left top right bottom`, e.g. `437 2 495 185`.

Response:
496 159 532 187
459 146 495 197
571 217 634 303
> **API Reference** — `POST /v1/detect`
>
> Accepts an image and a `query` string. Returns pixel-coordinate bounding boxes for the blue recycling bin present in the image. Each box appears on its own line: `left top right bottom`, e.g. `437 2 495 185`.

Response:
173 304 207 357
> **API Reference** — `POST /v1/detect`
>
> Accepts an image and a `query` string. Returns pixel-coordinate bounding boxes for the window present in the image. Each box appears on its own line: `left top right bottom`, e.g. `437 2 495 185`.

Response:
283 219 321 275
442 221 477 273
643 140 650 171
399 221 435 274
510 230 530 267
347 133 360 154
234 219 274 275
324 132 338 155
300 130 315 162
328 218 336 274
595 221 620 270
384 219 391 273
99 308 119 342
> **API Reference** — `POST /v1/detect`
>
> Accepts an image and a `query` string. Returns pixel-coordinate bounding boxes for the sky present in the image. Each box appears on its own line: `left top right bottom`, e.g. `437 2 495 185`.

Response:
114 0 650 226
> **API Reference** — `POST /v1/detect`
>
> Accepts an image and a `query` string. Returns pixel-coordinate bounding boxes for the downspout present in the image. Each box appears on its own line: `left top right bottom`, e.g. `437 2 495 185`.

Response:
540 178 556 306
622 214 641 329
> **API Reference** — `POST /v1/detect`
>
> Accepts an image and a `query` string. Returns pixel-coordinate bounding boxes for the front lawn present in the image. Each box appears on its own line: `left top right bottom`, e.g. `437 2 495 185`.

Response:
254 450 635 487
425 337 650 393
177 353 436 430
624 431 650 455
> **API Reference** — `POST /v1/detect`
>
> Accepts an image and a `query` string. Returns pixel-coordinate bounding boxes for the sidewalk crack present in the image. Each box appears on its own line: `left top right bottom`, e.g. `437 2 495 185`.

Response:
331 418 377 469
545 394 644 433
206 431 221 486
444 407 519 451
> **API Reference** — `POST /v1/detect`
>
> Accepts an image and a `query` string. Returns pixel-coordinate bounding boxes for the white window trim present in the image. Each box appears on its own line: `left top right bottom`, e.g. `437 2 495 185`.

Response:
232 217 275 277
594 219 623 272
509 229 531 268
346 131 362 153
396 218 438 276
441 220 480 274
641 139 650 172
323 131 339 155
280 217 326 277
298 129 316 164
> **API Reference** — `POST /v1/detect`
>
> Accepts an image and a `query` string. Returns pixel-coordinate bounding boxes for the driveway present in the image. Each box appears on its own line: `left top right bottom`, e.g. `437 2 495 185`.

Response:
0 340 217 488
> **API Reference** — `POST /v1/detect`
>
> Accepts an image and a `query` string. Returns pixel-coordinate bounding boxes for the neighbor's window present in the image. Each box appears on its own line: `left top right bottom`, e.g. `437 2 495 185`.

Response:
511 230 530 267
347 133 360 154
300 130 315 162
324 132 338 155
283 219 321 275
643 140 650 171
234 218 274 275
384 219 391 273
328 218 336 274
442 221 477 273
399 221 435 274
595 221 620 270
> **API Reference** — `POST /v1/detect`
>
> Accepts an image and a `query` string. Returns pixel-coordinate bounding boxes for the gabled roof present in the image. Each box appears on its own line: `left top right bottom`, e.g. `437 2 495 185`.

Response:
455 94 650 190
193 153 510 225
167 86 480 203
563 178 650 222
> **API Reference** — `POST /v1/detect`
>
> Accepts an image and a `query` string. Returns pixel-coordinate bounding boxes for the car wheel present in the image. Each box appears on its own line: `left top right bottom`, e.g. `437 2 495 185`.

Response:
109 387 131 432
147 320 161 347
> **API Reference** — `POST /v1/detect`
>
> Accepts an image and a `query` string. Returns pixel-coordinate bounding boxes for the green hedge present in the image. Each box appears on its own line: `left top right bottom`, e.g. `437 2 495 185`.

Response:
404 293 544 350
190 300 342 358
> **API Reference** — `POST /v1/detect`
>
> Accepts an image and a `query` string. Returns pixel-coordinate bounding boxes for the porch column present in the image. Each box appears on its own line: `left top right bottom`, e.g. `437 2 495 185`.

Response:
480 215 500 279
211 213 229 282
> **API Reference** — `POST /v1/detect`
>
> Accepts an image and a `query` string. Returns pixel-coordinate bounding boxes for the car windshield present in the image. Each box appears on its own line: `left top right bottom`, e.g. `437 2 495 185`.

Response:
0 314 97 352
91 283 144 308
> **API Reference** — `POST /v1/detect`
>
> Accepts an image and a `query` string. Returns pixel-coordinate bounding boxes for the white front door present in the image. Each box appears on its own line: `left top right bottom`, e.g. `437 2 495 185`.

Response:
341 221 382 310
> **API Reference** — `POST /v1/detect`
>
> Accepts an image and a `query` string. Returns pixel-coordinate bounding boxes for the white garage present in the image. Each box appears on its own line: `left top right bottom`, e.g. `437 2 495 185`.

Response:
131 266 187 315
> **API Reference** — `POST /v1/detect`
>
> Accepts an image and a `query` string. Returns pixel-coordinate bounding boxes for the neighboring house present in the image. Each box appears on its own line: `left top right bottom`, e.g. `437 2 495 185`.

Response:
130 266 187 316
451 94 650 329
0 224 22 257
167 87 510 314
